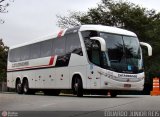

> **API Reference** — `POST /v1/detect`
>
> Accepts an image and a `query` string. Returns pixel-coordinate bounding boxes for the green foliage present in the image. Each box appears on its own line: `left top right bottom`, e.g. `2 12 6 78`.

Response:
57 0 160 87
0 39 9 82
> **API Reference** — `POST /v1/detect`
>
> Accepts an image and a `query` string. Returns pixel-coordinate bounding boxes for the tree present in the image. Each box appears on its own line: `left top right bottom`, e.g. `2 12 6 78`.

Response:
0 39 9 82
57 0 160 94
0 0 14 23
57 0 160 43
57 11 82 29
0 0 12 82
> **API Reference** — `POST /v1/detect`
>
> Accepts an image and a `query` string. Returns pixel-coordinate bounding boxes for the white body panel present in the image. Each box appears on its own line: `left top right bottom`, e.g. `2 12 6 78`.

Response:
87 65 101 89
7 72 13 87
85 64 144 90
56 67 70 89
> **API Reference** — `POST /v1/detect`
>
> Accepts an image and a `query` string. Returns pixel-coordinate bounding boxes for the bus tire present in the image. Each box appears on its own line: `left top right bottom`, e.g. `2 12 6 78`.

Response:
73 77 83 97
16 80 23 94
110 91 117 98
23 79 30 94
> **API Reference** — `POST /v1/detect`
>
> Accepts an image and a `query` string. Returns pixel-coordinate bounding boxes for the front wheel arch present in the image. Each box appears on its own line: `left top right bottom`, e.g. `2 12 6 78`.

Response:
72 74 83 89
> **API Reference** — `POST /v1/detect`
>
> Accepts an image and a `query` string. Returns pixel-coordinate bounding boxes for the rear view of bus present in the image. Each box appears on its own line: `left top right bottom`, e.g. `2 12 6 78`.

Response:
7 25 152 97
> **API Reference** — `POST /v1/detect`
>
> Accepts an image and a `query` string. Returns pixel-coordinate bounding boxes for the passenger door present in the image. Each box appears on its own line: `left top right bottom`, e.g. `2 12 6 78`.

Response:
83 36 102 89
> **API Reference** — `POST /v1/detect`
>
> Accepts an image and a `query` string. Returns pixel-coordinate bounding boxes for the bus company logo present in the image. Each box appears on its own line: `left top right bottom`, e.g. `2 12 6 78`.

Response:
1 111 7 117
118 74 137 78
12 61 29 68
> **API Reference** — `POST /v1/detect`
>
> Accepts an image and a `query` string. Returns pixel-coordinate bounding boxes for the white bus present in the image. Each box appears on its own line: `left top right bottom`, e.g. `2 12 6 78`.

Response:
7 25 152 97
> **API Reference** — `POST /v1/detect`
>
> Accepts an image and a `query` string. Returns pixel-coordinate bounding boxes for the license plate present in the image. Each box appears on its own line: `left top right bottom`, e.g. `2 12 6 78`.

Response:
124 84 131 88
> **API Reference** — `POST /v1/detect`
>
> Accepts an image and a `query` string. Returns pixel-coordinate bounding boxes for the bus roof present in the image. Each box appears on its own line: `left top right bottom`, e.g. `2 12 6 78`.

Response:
10 25 137 49
9 32 64 49
80 25 137 37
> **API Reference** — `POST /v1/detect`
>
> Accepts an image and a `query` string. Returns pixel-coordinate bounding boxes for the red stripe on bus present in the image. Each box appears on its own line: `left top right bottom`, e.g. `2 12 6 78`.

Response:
7 64 51 71
7 56 56 71
49 56 54 65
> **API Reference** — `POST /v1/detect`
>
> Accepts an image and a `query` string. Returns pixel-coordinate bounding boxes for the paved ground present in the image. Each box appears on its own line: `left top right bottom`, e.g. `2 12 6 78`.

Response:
0 92 160 117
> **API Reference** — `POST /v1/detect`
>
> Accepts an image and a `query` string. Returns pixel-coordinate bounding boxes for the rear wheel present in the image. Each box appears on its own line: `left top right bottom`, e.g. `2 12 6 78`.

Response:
23 79 34 94
73 77 83 97
16 80 23 94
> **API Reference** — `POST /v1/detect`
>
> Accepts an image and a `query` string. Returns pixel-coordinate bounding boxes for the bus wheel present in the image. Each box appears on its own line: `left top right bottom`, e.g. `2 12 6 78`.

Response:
23 79 30 94
73 78 83 97
16 80 23 94
110 91 117 98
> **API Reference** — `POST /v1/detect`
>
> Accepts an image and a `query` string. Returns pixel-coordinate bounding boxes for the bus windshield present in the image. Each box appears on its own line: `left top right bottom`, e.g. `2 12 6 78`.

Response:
100 32 143 74
81 31 143 74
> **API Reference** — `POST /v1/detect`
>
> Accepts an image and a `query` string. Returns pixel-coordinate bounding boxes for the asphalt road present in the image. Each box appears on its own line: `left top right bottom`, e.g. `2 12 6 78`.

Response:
0 92 160 117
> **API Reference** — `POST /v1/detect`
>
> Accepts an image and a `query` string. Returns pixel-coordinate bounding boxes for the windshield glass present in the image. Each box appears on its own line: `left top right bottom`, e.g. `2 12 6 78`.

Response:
100 32 143 74
81 31 143 74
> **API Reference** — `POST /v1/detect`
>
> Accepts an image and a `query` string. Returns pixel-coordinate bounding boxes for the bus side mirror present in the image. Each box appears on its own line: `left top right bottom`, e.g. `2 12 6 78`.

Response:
140 42 152 56
90 37 107 52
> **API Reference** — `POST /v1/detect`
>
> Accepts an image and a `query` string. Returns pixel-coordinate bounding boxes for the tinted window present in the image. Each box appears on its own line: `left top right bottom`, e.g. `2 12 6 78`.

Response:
66 33 82 56
82 31 99 39
123 36 140 59
21 46 30 61
82 31 101 66
30 43 41 59
91 49 100 66
100 33 124 62
9 39 53 62
9 50 12 62
40 39 53 57
9 49 16 62
100 32 142 74
10 48 21 62
53 37 66 56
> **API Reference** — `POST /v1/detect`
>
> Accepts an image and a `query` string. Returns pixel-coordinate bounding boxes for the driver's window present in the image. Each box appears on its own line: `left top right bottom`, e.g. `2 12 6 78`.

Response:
82 31 101 66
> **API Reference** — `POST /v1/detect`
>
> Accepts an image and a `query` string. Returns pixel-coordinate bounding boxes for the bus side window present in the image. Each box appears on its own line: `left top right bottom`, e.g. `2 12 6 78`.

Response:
82 31 101 66
53 37 66 56
66 33 83 56
30 43 41 59
9 49 15 62
13 48 21 62
40 39 53 57
91 41 101 66
21 46 30 61
9 48 23 62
